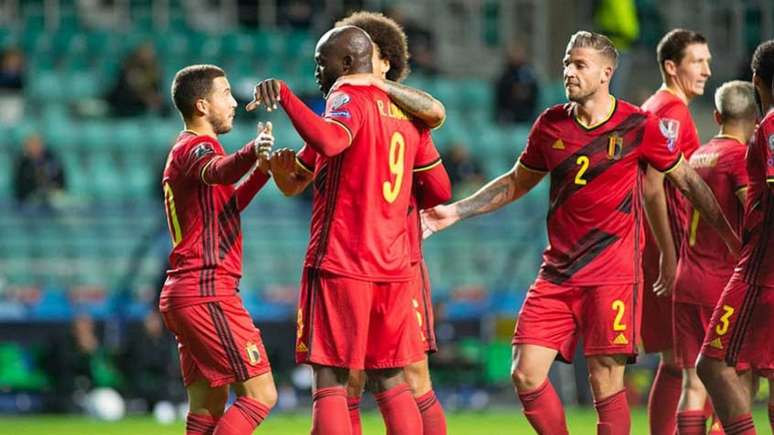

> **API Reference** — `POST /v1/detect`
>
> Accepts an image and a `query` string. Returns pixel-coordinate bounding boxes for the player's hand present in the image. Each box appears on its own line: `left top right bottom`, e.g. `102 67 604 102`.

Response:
653 251 676 297
420 204 458 239
270 148 297 175
246 79 283 112
330 74 382 93
255 122 274 174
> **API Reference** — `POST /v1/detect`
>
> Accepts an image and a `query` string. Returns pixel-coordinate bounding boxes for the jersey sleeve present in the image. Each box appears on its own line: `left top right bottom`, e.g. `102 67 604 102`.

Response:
180 139 223 181
323 88 365 144
413 128 442 172
517 113 549 173
296 144 317 174
725 145 750 192
657 100 700 157
761 122 774 185
640 114 683 173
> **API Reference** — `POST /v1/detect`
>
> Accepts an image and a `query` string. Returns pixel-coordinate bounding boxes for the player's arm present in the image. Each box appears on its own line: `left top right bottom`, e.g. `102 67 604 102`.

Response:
642 165 678 296
234 126 274 211
331 74 446 128
666 161 741 255
414 163 452 209
421 161 544 238
247 79 353 158
187 140 258 186
271 148 314 197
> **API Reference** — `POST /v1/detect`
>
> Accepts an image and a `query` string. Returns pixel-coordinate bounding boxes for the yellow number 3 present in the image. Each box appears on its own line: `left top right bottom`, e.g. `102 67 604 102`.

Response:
715 305 735 336
383 132 405 203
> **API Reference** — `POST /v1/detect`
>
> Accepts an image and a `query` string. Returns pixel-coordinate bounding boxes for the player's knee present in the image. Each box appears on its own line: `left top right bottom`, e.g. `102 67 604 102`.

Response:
248 382 278 408
510 366 544 391
404 363 432 396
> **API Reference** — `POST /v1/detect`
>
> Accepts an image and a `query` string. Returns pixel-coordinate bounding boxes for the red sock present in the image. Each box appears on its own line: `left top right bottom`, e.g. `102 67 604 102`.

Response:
375 383 423 435
312 386 352 435
517 379 568 435
347 395 362 435
415 390 447 435
648 363 682 435
187 413 218 435
722 413 756 435
212 396 271 435
676 410 706 435
594 389 630 435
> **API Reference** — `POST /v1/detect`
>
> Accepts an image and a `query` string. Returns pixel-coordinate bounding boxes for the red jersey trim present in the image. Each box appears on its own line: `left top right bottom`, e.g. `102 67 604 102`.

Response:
573 96 617 131
325 118 353 145
414 158 442 172
295 157 314 174
767 177 774 185
517 159 548 174
660 155 684 174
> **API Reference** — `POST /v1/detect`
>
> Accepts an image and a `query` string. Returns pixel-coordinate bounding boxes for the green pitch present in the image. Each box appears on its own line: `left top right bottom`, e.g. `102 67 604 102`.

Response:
1 407 770 434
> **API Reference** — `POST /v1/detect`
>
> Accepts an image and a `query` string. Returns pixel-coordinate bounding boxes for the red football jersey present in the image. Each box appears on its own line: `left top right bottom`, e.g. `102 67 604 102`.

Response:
641 89 701 255
160 132 245 301
735 110 774 287
298 146 426 266
518 98 682 285
301 85 441 281
674 136 749 305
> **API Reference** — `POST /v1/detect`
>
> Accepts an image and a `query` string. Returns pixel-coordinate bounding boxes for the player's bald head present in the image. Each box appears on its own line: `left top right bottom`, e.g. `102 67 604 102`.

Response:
314 26 374 94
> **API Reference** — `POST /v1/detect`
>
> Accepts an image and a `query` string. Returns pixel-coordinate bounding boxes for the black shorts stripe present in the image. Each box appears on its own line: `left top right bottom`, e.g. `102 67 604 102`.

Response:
725 284 759 366
208 302 249 381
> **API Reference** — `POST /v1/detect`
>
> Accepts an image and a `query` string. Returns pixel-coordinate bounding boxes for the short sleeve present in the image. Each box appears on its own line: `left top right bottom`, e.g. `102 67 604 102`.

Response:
323 88 365 143
657 101 701 157
761 123 774 183
725 145 750 192
517 113 549 173
414 128 442 172
296 144 317 174
640 115 683 173
180 139 223 181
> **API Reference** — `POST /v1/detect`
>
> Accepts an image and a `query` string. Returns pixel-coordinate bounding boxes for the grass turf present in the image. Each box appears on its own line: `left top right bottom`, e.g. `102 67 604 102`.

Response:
1 407 770 434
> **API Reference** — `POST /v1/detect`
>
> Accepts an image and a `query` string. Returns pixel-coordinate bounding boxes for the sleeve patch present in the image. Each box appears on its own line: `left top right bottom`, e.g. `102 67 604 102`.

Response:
768 133 774 153
659 118 680 152
329 92 351 110
192 142 215 160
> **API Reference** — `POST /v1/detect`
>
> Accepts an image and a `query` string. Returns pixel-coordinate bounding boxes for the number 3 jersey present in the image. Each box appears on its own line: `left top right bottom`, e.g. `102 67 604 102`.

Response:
517 98 682 286
298 84 442 282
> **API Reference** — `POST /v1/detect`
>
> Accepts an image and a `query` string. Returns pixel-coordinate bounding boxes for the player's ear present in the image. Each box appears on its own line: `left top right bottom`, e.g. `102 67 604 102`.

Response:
713 110 722 126
342 54 354 74
194 98 208 117
663 59 677 78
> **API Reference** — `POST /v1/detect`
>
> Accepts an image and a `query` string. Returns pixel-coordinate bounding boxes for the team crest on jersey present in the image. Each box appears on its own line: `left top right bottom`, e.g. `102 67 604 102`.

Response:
329 92 351 110
245 342 261 365
607 135 623 160
192 143 214 160
659 118 680 152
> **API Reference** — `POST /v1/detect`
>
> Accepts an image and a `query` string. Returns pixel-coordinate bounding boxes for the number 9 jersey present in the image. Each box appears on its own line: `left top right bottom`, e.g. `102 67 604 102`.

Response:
300 84 442 282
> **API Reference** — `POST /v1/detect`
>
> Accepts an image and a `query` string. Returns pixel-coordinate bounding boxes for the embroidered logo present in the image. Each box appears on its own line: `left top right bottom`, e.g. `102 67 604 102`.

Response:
659 118 680 152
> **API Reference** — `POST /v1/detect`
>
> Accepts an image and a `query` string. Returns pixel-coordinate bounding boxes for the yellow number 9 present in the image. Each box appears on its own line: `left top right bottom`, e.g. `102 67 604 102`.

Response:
383 132 405 203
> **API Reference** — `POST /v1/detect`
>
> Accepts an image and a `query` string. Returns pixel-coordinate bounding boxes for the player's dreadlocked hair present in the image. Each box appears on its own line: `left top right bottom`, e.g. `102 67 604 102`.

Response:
171 64 225 119
656 29 707 75
751 39 774 92
567 31 618 68
336 11 410 82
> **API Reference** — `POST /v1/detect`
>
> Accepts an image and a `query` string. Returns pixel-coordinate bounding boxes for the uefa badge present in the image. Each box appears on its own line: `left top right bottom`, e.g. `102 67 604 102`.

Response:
659 118 680 152
329 92 350 110
768 134 774 153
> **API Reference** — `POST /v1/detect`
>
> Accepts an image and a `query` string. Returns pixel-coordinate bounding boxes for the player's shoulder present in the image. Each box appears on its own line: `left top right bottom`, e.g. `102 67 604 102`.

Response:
171 132 220 160
534 103 572 126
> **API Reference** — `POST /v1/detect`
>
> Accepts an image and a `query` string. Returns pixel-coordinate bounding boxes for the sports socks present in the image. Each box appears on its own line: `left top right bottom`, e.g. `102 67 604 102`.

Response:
676 410 706 435
594 389 630 435
648 363 682 435
212 396 271 435
517 379 569 435
415 390 447 435
186 412 219 435
375 383 423 434
312 386 352 435
722 413 756 435
347 395 362 435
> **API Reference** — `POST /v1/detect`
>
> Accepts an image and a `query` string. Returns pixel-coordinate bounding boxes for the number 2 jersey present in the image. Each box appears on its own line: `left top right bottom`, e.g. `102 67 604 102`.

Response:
517 98 682 286
297 84 441 281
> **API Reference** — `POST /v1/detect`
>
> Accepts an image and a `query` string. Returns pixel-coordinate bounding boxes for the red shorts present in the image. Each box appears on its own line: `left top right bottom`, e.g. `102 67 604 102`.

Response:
641 242 673 353
673 302 714 369
701 277 774 377
513 279 640 362
414 262 437 354
161 295 271 387
295 268 425 370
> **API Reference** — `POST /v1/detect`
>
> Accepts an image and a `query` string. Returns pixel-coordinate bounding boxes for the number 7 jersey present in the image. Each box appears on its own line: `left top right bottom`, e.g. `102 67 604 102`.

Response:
301 84 442 281
517 98 682 286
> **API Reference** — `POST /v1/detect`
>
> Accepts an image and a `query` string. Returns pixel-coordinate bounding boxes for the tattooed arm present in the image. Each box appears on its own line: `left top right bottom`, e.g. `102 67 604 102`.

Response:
666 161 741 255
421 162 545 238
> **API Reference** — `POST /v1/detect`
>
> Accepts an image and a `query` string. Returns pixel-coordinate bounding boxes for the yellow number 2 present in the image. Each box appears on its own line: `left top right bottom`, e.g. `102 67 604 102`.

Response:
714 305 735 336
575 155 590 185
164 182 182 246
612 299 627 331
383 132 406 203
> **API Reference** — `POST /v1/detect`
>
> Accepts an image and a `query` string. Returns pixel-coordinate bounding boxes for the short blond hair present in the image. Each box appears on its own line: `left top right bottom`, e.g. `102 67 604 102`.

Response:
714 80 756 121
567 31 618 67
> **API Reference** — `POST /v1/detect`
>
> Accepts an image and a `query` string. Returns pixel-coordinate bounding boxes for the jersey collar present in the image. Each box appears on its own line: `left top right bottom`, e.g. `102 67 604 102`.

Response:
573 95 617 131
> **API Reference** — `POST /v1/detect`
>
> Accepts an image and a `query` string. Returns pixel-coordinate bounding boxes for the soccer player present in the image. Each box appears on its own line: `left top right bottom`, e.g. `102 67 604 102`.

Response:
421 31 739 435
673 80 756 434
697 39 774 435
332 11 449 435
248 26 445 434
640 29 711 435
160 64 277 435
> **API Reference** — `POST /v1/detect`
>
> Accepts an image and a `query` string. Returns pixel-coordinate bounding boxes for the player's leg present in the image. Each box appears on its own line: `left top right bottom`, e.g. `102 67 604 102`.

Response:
649 350 683 435
365 368 422 435
512 280 577 435
311 365 353 435
212 371 277 435
186 379 229 435
405 356 446 435
586 354 630 435
346 370 366 435
675 368 710 434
